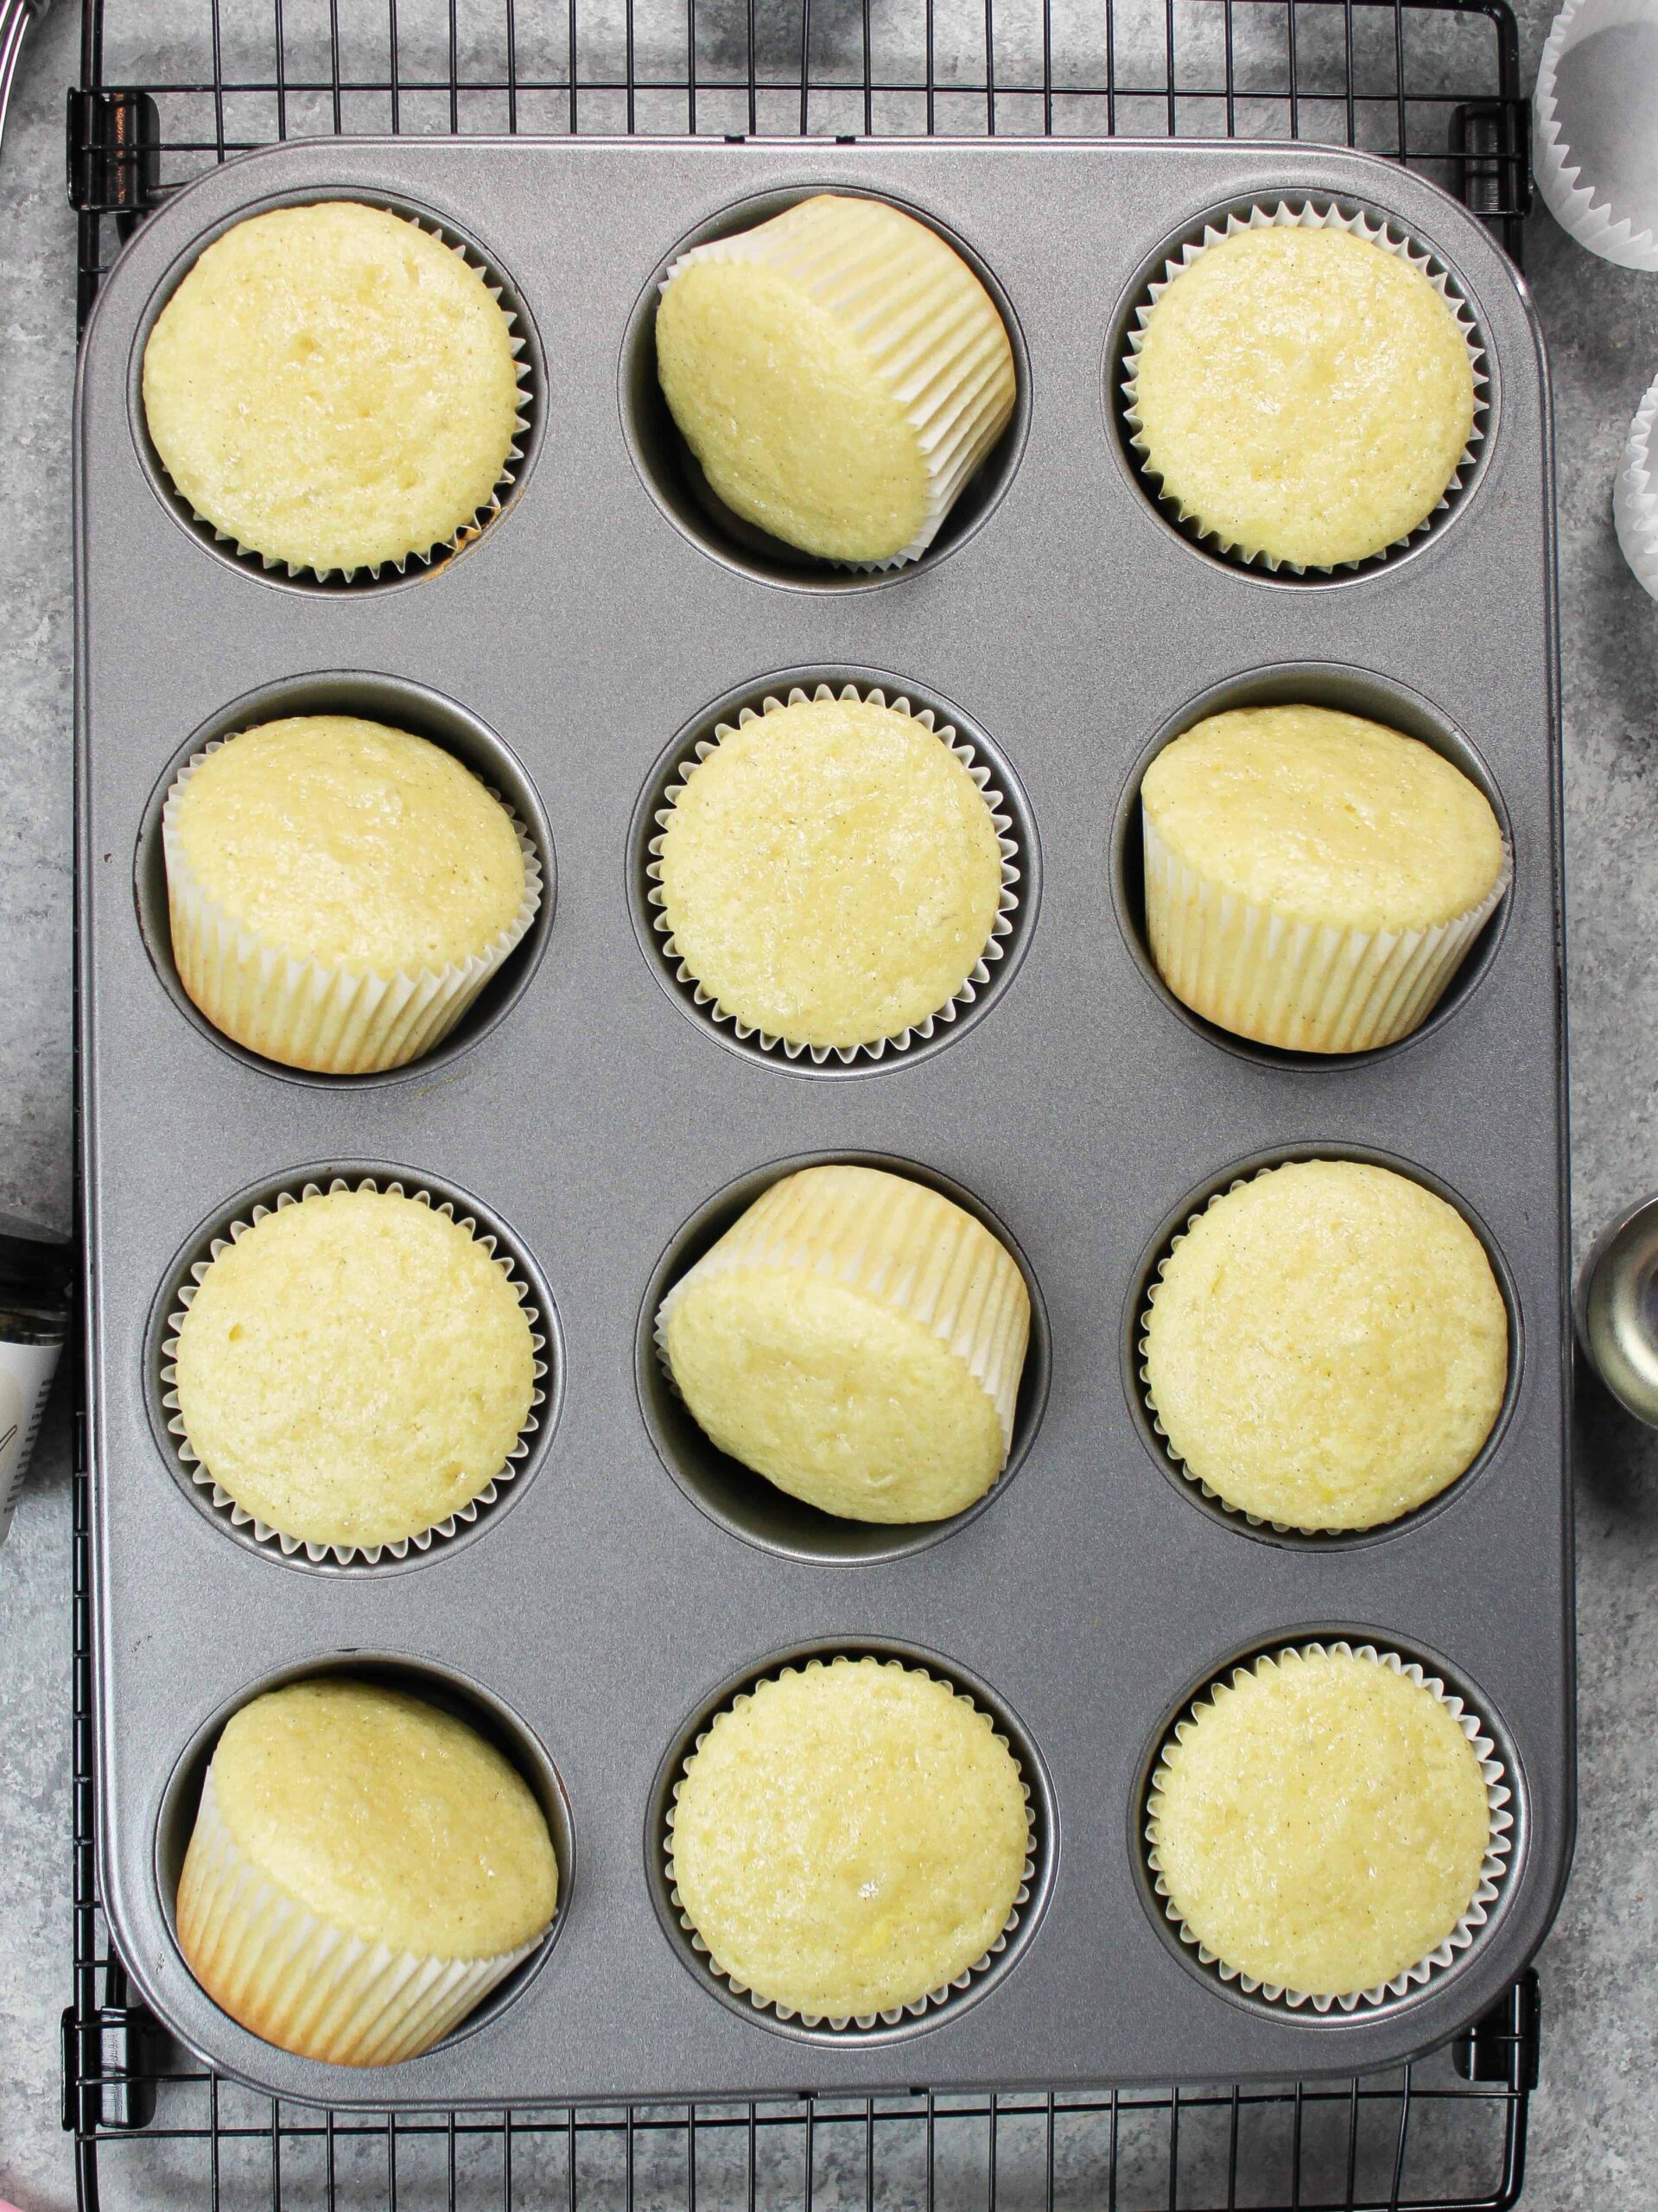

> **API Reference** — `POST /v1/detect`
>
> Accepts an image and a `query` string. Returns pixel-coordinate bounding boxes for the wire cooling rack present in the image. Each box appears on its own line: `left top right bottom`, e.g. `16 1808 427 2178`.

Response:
63 1 1540 2203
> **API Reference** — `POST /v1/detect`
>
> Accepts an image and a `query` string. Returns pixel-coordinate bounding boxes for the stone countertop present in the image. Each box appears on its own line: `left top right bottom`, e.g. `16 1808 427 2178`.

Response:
2 1 1656 2205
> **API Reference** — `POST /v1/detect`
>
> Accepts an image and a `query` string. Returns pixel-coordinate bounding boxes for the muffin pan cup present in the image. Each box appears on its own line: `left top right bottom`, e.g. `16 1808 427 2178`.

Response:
78 137 1569 2107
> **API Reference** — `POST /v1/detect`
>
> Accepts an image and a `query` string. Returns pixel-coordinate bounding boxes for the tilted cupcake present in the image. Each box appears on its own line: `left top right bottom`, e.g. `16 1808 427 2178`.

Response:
1140 704 1508 1053
668 1656 1032 2024
658 1165 1030 1525
178 1679 558 2064
1125 212 1480 570
1147 1643 1508 2008
1141 1160 1508 1532
168 1183 542 1560
655 194 1016 566
163 715 540 1074
651 686 1014 1062
143 200 526 577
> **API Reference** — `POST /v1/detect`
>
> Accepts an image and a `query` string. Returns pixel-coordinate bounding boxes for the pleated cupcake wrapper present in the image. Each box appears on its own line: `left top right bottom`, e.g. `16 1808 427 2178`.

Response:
661 200 1015 570
1146 1642 1515 2013
664 1656 1036 2031
163 743 543 1076
161 1176 547 1565
170 214 532 583
1121 200 1489 575
1142 813 1509 1057
647 683 1020 1065
179 1766 544 2066
657 1166 1030 1457
1614 370 1658 601
1534 0 1658 271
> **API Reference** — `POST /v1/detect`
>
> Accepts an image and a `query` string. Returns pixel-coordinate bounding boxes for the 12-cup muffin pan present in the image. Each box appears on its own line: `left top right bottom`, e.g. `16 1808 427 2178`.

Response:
76 135 1572 2107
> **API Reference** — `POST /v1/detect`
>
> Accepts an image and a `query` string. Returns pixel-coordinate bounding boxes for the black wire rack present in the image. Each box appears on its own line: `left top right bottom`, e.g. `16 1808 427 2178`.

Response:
62 1 1540 2203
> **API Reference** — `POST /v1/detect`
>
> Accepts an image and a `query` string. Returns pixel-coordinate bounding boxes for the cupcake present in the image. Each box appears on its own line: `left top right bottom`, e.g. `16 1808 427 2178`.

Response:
1147 1643 1507 2007
658 1165 1030 1526
1140 704 1509 1054
177 1678 558 2064
1142 1160 1507 1533
651 685 1014 1061
143 201 526 577
667 1656 1032 2024
655 194 1016 566
168 1183 542 1560
163 715 540 1075
1125 212 1479 569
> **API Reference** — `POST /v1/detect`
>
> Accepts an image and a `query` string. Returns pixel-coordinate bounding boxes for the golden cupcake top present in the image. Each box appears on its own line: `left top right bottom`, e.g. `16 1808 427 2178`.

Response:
670 1657 1029 2019
659 1164 1030 1524
1142 1160 1507 1531
1149 1647 1493 1997
1130 223 1477 569
172 1186 537 1553
143 200 523 575
656 691 1007 1052
1141 705 1506 932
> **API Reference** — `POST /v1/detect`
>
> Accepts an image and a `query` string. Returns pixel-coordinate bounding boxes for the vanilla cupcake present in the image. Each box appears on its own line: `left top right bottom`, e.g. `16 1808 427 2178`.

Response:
651 686 1013 1061
668 1656 1032 2024
1147 1644 1506 2006
658 1165 1029 1525
168 1184 542 1560
1140 704 1508 1054
1126 214 1479 569
178 1679 558 2064
1141 1160 1507 1532
143 200 526 577
655 194 1016 566
163 715 540 1075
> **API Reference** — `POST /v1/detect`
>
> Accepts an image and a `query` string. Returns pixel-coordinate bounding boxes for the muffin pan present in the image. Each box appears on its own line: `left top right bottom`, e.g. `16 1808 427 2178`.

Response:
76 137 1570 2105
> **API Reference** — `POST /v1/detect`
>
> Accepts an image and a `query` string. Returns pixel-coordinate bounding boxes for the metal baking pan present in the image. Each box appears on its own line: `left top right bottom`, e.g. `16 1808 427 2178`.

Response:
76 133 1572 2108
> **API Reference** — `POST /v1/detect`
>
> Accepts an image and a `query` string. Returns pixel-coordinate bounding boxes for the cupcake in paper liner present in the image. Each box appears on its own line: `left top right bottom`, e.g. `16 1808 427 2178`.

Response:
657 1162 1031 1526
1139 702 1509 1055
177 1678 558 2065
1535 0 1658 272
162 1178 546 1565
1145 1642 1514 2012
1139 1159 1509 1535
143 200 532 581
648 683 1020 1065
162 715 543 1076
654 193 1017 569
1615 370 1658 601
1121 200 1487 573
664 1655 1035 2030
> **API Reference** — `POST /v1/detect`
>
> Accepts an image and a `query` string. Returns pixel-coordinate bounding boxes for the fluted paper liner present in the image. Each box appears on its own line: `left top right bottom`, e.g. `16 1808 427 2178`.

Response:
664 1655 1037 2031
177 1765 546 2066
1146 1642 1514 2013
660 196 1016 570
1535 0 1658 271
1615 370 1658 601
1141 810 1510 1055
163 743 543 1076
1121 200 1489 575
647 683 1021 1065
161 1177 548 1565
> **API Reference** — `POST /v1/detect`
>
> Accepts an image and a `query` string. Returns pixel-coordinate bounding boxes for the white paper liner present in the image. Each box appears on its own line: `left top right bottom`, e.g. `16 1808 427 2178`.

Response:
1614 370 1658 601
664 1655 1037 2031
646 683 1021 1065
162 741 543 1076
1141 811 1511 1056
158 211 533 582
1146 1642 1515 2012
161 1176 547 1565
1535 0 1658 271
1121 200 1489 575
178 1765 546 2066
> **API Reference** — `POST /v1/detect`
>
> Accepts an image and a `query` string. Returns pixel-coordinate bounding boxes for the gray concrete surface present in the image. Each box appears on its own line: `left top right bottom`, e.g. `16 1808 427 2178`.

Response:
3 0 1657 2203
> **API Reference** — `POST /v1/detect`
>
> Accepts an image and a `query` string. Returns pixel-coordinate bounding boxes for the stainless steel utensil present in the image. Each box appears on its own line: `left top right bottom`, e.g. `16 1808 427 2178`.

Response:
1577 1194 1658 1422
